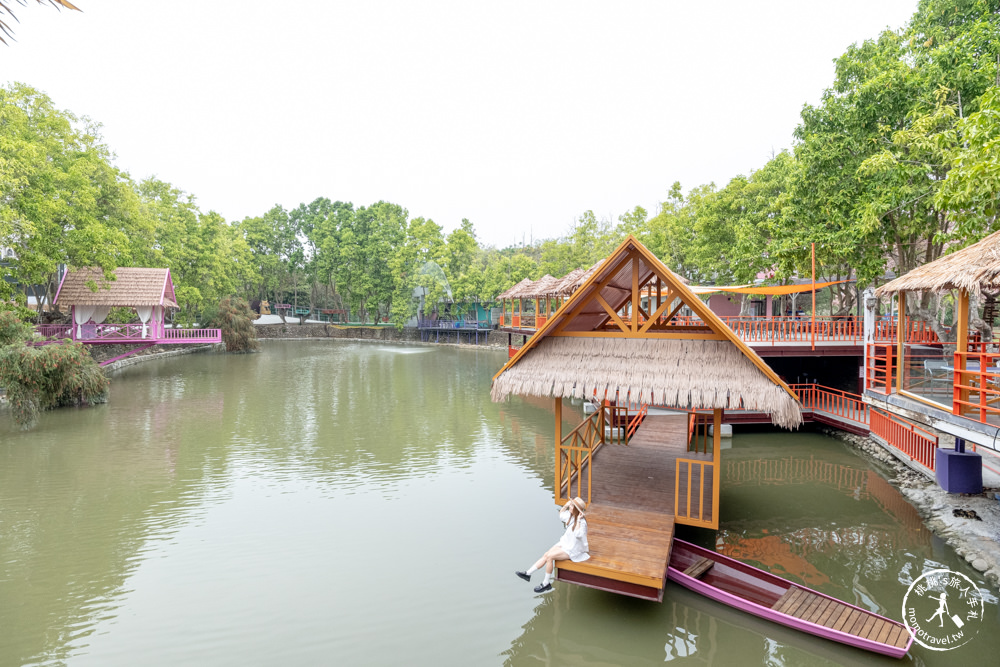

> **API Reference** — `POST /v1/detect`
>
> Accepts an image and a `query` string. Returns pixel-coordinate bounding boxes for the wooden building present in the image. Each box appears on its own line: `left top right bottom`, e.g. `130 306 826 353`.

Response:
867 230 1000 487
492 236 801 600
36 267 221 365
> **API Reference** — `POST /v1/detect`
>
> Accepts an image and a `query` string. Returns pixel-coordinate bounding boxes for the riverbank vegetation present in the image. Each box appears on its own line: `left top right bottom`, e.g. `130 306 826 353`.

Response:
1 0 998 330
0 312 108 428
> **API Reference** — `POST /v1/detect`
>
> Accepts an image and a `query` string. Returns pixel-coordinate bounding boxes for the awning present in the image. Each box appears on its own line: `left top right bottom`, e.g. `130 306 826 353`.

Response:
689 279 852 296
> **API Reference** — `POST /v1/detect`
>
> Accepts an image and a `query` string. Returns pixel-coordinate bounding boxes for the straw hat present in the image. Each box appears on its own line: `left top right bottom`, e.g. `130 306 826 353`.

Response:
567 497 587 515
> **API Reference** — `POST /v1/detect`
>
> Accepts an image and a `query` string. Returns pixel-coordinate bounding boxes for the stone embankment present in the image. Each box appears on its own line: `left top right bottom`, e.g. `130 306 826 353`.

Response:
87 323 511 371
253 322 511 347
822 428 1000 593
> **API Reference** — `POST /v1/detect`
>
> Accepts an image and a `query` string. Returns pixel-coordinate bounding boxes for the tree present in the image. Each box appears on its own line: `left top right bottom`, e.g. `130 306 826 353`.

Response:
140 178 255 324
238 205 299 321
337 201 407 322
1 83 154 312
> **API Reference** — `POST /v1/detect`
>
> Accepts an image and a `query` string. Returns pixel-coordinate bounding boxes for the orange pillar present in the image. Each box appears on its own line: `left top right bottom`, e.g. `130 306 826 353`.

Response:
954 291 970 415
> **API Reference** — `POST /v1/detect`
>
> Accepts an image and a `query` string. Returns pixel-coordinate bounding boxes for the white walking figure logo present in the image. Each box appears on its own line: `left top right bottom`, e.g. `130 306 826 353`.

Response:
927 592 949 628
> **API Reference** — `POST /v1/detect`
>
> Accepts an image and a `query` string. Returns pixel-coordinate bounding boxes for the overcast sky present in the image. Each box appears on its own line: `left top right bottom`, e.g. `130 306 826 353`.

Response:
4 1 918 248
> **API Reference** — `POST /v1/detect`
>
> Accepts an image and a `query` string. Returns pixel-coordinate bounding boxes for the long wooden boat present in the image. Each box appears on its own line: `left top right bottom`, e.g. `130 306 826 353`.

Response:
667 539 913 659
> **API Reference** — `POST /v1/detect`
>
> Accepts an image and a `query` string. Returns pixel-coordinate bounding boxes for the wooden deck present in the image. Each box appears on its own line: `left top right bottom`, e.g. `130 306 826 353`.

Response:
557 414 711 601
771 586 911 650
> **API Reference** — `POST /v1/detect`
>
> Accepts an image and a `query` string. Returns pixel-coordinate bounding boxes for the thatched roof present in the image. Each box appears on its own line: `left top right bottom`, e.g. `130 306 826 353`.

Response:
491 337 803 429
492 235 802 429
519 274 561 299
876 229 1000 298
497 277 533 300
54 267 179 308
553 268 586 295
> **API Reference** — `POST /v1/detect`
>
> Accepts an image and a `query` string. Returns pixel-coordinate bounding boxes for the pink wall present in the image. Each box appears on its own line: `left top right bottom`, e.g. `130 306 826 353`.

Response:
707 294 742 317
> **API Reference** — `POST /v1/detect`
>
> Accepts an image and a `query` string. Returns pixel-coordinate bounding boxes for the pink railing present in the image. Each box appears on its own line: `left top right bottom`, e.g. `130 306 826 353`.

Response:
34 324 220 343
161 328 222 341
35 324 73 338
870 408 938 471
790 383 870 424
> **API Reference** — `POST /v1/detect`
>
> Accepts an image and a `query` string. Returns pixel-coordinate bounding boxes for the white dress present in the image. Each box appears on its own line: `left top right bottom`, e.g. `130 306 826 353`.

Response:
558 516 590 562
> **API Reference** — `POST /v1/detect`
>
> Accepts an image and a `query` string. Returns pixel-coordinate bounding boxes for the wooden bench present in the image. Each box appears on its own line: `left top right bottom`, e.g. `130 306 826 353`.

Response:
682 557 715 579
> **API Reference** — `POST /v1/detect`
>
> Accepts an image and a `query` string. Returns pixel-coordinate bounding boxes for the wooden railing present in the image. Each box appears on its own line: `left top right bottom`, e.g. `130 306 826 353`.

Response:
866 343 894 395
688 411 713 454
35 324 72 339
675 458 717 529
790 383 870 424
602 403 629 446
951 347 1000 423
556 410 604 505
161 328 222 341
870 408 938 471
35 324 221 343
626 404 647 441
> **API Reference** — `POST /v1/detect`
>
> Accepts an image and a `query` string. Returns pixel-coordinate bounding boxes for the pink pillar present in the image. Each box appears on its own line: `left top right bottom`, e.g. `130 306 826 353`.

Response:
765 297 773 319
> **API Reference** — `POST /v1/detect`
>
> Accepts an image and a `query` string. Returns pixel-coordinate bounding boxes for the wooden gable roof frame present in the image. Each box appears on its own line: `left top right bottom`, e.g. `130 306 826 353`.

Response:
492 236 802 428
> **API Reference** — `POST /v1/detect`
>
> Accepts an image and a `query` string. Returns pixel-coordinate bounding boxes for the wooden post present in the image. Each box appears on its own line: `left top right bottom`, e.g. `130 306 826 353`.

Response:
896 293 906 393
712 408 722 530
656 277 662 323
554 396 563 502
955 290 970 415
631 256 639 332
811 242 816 351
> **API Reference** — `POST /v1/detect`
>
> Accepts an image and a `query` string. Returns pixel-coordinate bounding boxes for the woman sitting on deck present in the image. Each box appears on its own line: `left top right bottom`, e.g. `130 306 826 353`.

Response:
515 496 589 594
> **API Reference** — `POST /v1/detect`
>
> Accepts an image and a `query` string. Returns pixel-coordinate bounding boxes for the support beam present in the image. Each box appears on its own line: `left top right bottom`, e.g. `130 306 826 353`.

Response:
896 294 906 393
955 290 970 415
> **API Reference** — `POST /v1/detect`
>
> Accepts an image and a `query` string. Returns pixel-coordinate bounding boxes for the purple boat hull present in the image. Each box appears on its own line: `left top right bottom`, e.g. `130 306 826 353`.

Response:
667 539 913 659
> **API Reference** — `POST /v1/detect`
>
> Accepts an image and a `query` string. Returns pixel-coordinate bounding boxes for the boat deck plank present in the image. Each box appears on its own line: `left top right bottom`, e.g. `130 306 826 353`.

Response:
775 585 908 650
557 414 692 592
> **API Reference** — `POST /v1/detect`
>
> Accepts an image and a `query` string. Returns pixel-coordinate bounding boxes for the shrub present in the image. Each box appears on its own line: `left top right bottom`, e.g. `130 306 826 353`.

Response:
210 297 260 353
0 314 110 429
0 310 33 346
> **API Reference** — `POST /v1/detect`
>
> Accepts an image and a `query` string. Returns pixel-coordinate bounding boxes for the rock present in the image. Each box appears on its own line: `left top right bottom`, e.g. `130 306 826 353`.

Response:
972 558 989 572
966 552 978 564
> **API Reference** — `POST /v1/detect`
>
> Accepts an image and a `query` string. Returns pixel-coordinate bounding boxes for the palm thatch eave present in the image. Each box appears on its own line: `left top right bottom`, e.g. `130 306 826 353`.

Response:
491 337 803 430
876 229 1000 298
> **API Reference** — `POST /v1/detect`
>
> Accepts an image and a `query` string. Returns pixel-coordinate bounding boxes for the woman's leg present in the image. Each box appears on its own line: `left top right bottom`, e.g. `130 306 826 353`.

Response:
542 545 570 574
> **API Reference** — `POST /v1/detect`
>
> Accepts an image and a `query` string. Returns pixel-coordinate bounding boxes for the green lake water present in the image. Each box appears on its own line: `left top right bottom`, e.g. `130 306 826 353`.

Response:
1 340 997 666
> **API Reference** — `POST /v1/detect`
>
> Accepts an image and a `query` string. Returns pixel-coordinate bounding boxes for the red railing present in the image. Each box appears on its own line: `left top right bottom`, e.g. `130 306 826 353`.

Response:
870 408 938 471
626 404 647 441
790 383 870 424
866 343 894 394
951 346 1000 424
656 315 938 346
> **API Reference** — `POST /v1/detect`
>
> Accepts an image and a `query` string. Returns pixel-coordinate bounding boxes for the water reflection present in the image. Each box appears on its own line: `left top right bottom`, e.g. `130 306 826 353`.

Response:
1 343 996 666
503 431 999 666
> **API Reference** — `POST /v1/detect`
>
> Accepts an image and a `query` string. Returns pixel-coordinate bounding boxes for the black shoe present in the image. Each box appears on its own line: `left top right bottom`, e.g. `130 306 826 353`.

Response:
515 571 531 582
533 582 553 594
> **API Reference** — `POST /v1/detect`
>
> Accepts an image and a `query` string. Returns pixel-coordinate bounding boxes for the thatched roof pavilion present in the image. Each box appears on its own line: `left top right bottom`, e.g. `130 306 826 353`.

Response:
521 274 560 298
492 236 802 428
497 277 533 301
875 229 1000 298
55 267 179 308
